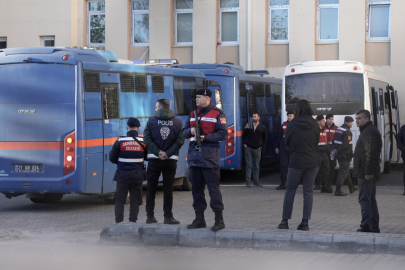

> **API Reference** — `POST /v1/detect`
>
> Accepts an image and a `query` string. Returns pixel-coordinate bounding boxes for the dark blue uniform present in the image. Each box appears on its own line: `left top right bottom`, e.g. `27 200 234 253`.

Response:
183 103 227 212
109 130 145 223
333 124 355 191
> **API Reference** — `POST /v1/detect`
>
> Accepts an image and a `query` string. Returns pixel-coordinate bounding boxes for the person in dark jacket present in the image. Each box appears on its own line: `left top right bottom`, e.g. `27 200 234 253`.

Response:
183 88 228 232
242 113 267 188
109 117 146 223
396 124 405 196
143 99 185 225
314 115 332 193
325 114 338 191
275 111 295 190
353 109 382 233
278 100 320 231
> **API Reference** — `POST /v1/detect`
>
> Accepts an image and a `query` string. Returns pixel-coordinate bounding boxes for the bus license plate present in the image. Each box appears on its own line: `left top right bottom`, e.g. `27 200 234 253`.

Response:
15 164 42 173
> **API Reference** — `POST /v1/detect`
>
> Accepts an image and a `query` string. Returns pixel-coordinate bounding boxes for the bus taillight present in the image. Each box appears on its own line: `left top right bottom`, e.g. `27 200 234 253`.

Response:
226 126 235 156
64 132 75 175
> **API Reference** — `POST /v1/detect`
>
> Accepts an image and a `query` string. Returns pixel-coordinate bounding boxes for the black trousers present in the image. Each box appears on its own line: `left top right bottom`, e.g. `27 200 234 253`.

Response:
145 159 177 218
115 181 143 223
358 177 380 230
189 166 224 212
403 162 405 188
328 158 337 186
336 159 353 188
279 141 290 184
315 151 330 186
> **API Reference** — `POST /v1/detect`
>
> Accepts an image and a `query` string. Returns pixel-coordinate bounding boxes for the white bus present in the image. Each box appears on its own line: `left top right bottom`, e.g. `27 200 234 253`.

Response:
282 61 400 172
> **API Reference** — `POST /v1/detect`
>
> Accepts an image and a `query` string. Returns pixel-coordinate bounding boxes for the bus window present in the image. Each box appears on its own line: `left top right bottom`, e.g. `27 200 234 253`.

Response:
248 91 257 116
254 83 264 97
152 75 164 93
120 74 134 92
135 74 148 92
265 84 276 114
379 88 384 113
254 83 266 115
214 89 223 110
102 84 119 119
239 82 247 97
84 72 100 92
173 77 196 115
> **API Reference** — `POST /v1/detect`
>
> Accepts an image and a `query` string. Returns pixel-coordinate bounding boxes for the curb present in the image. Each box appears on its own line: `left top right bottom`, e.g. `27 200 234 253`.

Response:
100 223 405 255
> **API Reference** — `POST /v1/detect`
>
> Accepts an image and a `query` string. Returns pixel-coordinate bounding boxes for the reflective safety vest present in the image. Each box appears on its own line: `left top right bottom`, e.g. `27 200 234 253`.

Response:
116 136 145 170
189 108 221 142
317 128 329 151
325 124 338 144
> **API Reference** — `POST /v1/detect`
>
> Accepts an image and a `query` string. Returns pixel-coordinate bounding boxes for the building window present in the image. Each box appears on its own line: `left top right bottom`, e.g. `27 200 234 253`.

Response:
268 0 289 42
0 38 6 49
218 0 239 44
41 36 55 47
132 0 149 46
367 0 390 41
317 0 339 42
88 1 105 46
175 0 193 45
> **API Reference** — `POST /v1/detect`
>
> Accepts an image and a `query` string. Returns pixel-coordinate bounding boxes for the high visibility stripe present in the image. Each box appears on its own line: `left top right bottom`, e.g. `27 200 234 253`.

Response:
190 137 195 141
283 126 287 129
200 117 217 123
190 118 196 122
318 142 327 145
326 130 335 133
119 137 143 141
118 158 144 163
334 140 343 144
349 142 352 144
0 142 63 150
338 127 346 131
321 133 327 136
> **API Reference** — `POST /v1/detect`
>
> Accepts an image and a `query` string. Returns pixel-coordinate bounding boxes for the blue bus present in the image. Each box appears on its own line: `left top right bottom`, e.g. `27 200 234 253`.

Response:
0 47 206 203
171 63 282 171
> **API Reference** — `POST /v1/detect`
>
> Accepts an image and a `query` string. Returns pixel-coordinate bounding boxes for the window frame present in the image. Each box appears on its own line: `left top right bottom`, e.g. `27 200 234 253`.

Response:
268 0 289 44
87 0 106 47
316 0 339 43
218 0 239 45
366 0 391 42
131 0 149 46
174 0 193 46
0 37 7 49
40 36 55 47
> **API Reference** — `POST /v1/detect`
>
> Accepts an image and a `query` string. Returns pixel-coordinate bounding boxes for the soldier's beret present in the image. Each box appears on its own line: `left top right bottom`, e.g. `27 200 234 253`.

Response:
316 115 324 121
127 117 140 127
326 114 334 119
344 116 354 122
196 88 212 97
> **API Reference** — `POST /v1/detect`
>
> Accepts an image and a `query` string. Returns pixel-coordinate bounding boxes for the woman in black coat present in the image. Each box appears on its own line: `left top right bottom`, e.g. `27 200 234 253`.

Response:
278 100 320 231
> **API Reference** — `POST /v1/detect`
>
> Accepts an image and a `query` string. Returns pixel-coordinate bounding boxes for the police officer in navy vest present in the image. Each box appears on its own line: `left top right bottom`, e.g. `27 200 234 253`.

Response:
331 116 358 196
183 88 228 232
143 99 185 224
109 117 146 223
275 111 295 190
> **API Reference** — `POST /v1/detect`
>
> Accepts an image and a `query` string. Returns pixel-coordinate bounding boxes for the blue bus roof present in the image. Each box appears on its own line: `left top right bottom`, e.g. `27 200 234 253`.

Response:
172 63 246 77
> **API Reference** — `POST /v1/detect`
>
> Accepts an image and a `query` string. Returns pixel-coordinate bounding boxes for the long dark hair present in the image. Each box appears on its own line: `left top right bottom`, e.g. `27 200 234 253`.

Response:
295 99 314 117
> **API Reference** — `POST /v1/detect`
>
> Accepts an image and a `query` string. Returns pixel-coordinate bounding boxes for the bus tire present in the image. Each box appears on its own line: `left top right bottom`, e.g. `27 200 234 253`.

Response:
384 160 391 173
182 168 192 191
29 193 63 203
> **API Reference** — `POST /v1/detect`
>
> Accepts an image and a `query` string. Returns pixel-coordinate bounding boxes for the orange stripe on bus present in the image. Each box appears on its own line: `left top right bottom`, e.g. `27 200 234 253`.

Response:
0 142 63 150
235 131 243 136
77 137 119 148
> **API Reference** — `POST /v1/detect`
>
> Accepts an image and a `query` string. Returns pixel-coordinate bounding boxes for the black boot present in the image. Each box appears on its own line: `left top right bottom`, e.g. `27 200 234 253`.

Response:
276 181 286 190
313 185 321 190
321 185 333 193
211 211 225 232
146 216 158 224
297 219 309 231
187 210 206 229
335 187 347 196
403 189 405 196
164 216 180 225
277 219 289 229
349 185 358 193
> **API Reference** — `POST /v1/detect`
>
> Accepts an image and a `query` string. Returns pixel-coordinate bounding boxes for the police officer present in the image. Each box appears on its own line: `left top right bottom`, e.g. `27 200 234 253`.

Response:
332 116 358 196
325 114 338 192
109 117 146 223
275 111 295 190
183 88 228 232
314 115 332 193
143 99 185 224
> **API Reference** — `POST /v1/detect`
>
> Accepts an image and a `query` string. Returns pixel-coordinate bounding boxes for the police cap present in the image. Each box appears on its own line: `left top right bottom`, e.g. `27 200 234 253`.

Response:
287 111 295 115
127 117 140 127
316 115 324 121
326 114 334 119
196 88 212 97
344 116 354 122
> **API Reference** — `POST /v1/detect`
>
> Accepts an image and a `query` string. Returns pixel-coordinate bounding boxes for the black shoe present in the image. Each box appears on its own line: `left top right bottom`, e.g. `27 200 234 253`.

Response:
253 182 263 188
403 190 405 196
187 210 206 229
146 216 158 224
335 189 347 196
276 183 286 190
277 219 289 229
349 186 359 193
164 216 180 225
321 185 333 193
211 211 225 232
372 228 380 233
129 219 137 223
246 182 253 188
357 227 372 233
115 220 123 224
297 219 309 231
313 185 321 190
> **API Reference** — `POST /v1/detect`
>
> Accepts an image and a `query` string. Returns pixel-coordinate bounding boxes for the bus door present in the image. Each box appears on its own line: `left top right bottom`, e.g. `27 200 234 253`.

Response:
390 88 401 161
239 82 249 127
101 83 120 194
371 88 384 170
207 80 223 110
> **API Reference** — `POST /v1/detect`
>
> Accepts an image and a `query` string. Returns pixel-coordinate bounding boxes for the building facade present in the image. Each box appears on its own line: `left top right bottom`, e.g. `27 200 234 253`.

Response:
1 0 404 119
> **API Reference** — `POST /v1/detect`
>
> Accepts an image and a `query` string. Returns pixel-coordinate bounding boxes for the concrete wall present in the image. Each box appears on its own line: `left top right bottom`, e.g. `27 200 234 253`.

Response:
149 0 172 59
315 44 339 61
105 0 130 59
193 0 216 63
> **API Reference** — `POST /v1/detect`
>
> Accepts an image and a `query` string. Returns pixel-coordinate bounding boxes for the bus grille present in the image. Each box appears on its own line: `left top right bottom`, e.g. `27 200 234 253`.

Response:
84 72 100 92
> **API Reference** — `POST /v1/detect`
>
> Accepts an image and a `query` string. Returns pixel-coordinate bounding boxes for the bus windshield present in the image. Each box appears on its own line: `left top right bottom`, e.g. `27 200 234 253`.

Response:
285 72 364 104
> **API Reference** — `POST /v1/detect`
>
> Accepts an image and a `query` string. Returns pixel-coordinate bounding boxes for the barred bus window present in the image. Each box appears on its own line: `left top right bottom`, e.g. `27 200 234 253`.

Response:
152 75 164 93
239 82 247 97
173 77 196 116
135 75 148 92
84 73 100 92
254 83 264 97
120 74 135 92
248 91 257 117
102 85 119 119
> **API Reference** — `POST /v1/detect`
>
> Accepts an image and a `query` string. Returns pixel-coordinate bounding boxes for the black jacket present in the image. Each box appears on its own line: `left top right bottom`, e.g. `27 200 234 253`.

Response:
352 121 382 180
285 115 320 169
397 125 405 158
242 122 267 149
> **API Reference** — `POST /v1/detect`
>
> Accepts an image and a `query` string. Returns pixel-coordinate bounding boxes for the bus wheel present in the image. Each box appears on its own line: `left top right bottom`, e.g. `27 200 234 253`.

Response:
182 168 192 191
29 194 63 203
384 160 391 173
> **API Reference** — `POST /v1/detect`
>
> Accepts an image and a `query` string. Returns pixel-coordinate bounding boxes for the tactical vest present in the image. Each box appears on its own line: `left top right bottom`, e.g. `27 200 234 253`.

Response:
317 128 328 151
190 107 221 146
333 125 353 159
325 124 338 145
147 116 183 160
117 136 145 170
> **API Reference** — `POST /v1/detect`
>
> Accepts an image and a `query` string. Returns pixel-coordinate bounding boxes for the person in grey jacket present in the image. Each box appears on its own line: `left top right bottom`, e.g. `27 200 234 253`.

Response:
278 99 320 231
353 109 382 233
